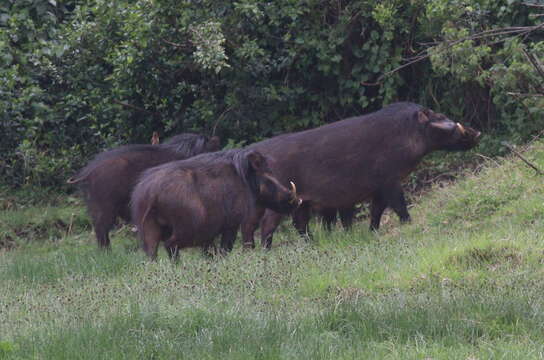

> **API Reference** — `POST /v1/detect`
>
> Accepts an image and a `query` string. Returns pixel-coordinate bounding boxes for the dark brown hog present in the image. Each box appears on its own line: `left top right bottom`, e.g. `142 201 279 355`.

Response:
68 133 220 248
250 102 481 248
130 149 301 259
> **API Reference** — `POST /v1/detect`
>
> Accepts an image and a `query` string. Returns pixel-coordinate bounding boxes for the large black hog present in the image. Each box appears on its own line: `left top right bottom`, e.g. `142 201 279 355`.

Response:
251 102 481 248
68 133 220 248
131 149 301 259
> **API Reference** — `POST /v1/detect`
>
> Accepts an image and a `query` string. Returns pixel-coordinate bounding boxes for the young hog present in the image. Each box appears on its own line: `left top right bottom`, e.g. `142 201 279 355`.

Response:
68 133 220 248
131 149 301 260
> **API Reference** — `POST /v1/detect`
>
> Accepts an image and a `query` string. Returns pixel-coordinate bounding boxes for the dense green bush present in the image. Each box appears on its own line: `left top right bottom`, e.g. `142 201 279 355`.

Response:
0 0 542 189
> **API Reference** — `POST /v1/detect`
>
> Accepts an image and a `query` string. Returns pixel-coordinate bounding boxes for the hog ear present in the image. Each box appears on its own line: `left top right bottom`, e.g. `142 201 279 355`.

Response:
429 121 456 132
150 131 160 145
417 110 430 124
207 136 221 151
247 151 267 172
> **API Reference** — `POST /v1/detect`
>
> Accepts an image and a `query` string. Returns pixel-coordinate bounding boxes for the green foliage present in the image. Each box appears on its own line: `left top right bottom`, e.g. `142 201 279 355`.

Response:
0 0 542 189
424 0 543 148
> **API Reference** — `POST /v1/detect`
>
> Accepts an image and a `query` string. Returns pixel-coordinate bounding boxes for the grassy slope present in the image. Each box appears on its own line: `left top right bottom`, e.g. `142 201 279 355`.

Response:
1 142 544 359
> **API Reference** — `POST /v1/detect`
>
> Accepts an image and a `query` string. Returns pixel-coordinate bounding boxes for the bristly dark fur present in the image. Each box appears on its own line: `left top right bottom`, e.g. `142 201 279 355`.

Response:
71 134 209 184
67 132 220 248
250 101 481 247
130 145 298 259
136 147 260 200
162 133 211 158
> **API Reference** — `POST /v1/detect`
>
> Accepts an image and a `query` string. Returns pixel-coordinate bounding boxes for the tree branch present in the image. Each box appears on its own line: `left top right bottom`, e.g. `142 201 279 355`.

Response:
362 23 544 86
522 48 544 81
113 100 157 115
507 92 544 97
162 39 191 49
502 142 544 175
523 2 544 8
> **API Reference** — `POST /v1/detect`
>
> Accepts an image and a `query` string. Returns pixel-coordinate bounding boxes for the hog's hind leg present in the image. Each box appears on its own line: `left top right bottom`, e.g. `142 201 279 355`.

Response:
89 202 117 249
219 227 238 254
339 206 356 230
384 183 411 225
319 207 337 231
260 210 283 249
369 192 387 231
164 223 198 261
141 217 163 260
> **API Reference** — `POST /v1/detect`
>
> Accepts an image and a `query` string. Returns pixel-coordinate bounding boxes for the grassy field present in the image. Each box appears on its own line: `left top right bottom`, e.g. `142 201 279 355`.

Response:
1 142 544 359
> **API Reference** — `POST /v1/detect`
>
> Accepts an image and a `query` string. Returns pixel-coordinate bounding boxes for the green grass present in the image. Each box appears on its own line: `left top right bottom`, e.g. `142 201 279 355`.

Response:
2 142 544 359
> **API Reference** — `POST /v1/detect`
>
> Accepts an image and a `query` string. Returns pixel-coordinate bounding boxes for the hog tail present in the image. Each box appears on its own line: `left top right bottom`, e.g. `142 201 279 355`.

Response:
137 197 154 242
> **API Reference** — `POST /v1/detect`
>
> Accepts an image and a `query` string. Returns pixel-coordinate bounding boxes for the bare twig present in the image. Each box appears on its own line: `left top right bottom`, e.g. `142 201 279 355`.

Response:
113 100 157 115
66 213 75 238
422 172 457 185
407 26 543 54
502 141 544 175
522 48 544 81
534 50 544 71
162 39 191 49
507 92 544 97
523 2 544 8
475 153 502 167
521 48 544 94
363 23 544 86
211 106 233 136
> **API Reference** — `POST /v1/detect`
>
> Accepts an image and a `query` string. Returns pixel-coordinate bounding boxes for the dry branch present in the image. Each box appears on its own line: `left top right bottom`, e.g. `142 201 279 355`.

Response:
113 100 157 115
523 2 544 8
507 92 544 97
162 39 191 49
502 142 544 175
522 48 544 81
363 22 544 86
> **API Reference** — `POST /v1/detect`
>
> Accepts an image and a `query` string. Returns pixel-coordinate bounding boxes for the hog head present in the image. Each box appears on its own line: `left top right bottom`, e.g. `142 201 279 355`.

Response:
245 151 302 214
418 109 481 151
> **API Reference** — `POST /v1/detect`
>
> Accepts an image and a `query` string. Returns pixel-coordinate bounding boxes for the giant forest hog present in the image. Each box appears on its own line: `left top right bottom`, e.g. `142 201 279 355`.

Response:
68 133 220 248
250 102 481 248
131 149 301 259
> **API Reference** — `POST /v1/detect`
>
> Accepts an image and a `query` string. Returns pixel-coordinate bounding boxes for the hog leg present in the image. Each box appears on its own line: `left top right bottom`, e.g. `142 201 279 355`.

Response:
165 224 199 260
201 243 217 257
370 184 410 231
219 227 238 253
384 183 411 224
164 237 180 261
260 210 284 249
339 206 356 230
89 202 116 249
241 207 265 249
292 203 312 241
369 192 387 231
141 217 162 260
319 207 337 231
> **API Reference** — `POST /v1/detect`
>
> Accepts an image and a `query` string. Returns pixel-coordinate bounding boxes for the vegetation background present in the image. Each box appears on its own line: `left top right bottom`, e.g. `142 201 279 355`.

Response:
1 0 543 190
2 2 544 358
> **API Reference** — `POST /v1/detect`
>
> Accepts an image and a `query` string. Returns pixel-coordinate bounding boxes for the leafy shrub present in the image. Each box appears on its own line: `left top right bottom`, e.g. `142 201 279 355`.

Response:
1 0 542 190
